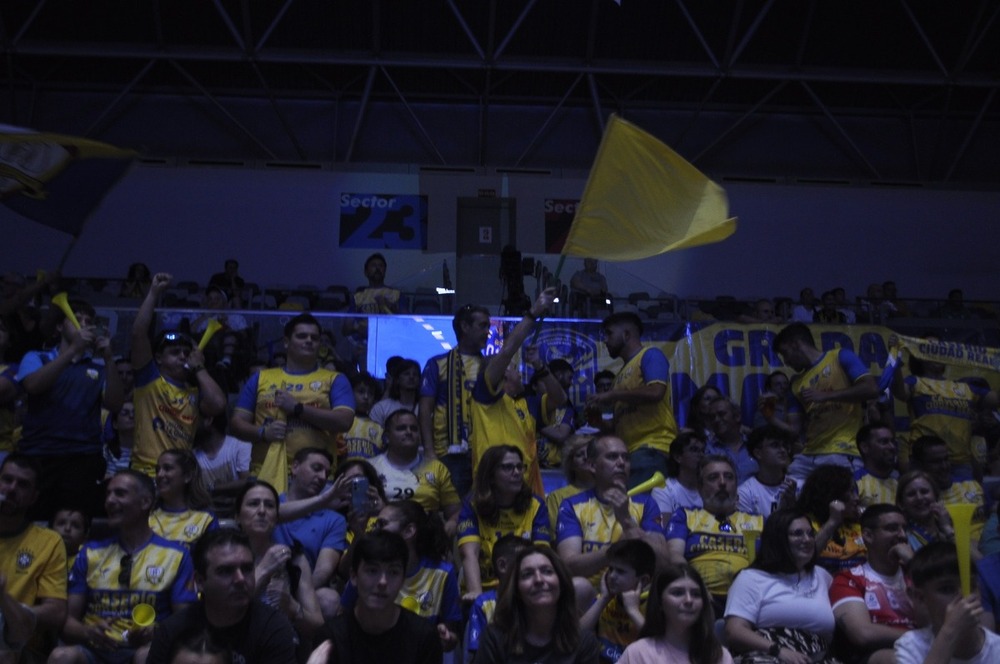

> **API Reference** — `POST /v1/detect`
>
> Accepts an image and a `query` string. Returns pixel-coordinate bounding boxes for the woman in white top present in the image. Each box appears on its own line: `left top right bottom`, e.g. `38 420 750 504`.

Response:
619 563 733 664
724 508 839 664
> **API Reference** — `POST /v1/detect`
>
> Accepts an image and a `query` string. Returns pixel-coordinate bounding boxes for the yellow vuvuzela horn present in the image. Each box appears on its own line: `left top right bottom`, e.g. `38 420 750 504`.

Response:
198 319 223 350
51 292 80 329
627 471 666 497
945 502 977 596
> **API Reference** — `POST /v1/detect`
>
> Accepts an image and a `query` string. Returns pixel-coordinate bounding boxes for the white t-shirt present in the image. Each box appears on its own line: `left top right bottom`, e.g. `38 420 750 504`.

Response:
895 626 1000 664
737 476 789 518
194 435 251 489
369 398 418 427
724 567 836 642
651 478 702 516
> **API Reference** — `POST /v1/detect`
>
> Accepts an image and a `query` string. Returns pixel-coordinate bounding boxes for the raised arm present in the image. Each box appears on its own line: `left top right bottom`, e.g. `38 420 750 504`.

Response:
482 288 556 391
131 272 173 370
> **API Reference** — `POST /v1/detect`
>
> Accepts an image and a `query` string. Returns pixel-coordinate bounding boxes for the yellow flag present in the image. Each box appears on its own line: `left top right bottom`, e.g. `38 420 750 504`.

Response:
562 114 736 261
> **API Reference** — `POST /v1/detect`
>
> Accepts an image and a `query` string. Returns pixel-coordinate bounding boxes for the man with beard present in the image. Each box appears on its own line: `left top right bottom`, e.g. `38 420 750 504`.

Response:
830 504 916 664
586 312 677 488
666 455 763 613
50 471 196 664
146 529 295 663
352 253 401 315
855 424 900 508
0 454 67 659
556 436 667 587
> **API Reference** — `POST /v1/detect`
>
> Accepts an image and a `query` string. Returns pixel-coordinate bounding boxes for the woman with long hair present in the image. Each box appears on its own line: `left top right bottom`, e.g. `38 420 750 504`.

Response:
688 385 722 438
458 445 550 603
895 470 957 552
369 358 421 426
234 479 323 644
476 545 599 664
651 431 706 521
149 448 218 546
796 465 865 572
724 508 840 664
619 564 732 664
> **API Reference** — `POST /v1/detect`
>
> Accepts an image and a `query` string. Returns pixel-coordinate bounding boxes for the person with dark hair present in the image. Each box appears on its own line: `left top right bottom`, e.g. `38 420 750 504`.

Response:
369 409 461 533
894 542 1000 663
651 431 705 520
207 258 246 307
587 311 677 487
853 423 898 509
467 534 533 658
232 480 324 643
724 508 838 664
340 372 384 460
891 334 997 478
118 262 151 299
0 453 68 659
797 464 866 572
618 564 732 664
353 253 400 315
830 504 915 664
313 530 443 664
476 545 600 664
773 322 878 483
16 296 124 521
150 449 219 546
51 506 91 568
369 358 421 426
458 445 550 603
165 628 229 664
130 272 227 477
146 529 296 664
231 312 355 493
737 425 797 518
753 369 800 438
418 303 492 496
579 539 656 663
191 409 250 501
687 384 722 441
50 470 197 664
339 500 461 651
103 400 135 477
0 316 19 465
666 455 762 612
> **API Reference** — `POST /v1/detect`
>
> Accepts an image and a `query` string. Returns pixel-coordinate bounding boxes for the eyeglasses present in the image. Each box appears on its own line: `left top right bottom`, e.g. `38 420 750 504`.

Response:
118 554 133 587
158 331 192 349
719 519 733 533
498 462 526 475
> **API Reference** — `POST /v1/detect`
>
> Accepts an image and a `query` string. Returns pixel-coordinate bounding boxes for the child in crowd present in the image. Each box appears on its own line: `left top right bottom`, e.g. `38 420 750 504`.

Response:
467 534 531 659
895 541 1000 664
339 372 383 460
581 540 655 664
51 506 90 570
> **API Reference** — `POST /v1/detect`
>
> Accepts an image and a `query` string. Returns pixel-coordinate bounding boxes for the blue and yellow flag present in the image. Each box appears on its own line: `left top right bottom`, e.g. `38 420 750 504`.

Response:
0 125 136 236
563 115 736 261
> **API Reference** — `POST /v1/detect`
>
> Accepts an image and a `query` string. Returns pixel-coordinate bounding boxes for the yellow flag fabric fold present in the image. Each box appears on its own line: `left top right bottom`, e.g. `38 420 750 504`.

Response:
562 114 736 261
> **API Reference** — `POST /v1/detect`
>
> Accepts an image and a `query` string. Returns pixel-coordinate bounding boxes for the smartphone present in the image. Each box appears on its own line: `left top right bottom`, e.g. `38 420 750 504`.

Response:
351 476 370 514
